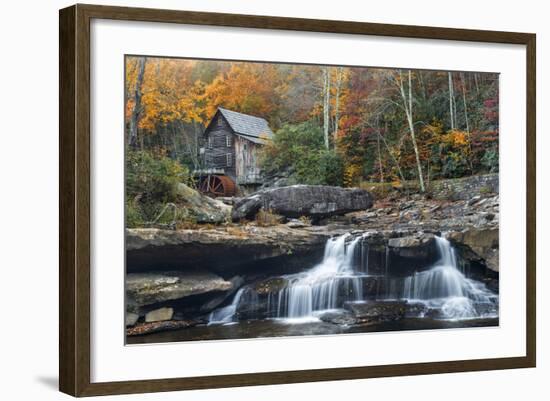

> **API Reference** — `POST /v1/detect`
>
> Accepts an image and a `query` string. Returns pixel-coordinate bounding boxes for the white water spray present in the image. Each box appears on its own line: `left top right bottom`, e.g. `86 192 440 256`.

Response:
277 234 367 319
394 236 498 319
208 288 246 325
208 234 498 325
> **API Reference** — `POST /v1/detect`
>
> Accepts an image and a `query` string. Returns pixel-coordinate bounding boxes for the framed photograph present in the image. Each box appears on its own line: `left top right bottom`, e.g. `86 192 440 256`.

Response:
59 4 536 397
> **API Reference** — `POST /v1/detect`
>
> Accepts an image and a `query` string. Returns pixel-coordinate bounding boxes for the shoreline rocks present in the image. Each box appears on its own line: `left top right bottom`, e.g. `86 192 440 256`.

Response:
344 301 407 324
125 184 500 336
127 319 198 336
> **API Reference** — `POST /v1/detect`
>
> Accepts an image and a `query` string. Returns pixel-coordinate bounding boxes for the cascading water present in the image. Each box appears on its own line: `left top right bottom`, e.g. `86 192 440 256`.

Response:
208 233 498 325
276 234 366 319
207 288 246 325
390 236 498 319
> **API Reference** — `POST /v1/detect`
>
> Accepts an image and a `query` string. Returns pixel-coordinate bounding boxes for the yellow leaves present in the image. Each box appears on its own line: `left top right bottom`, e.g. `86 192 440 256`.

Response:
447 130 469 146
421 120 470 150
202 62 280 121
125 57 206 131
421 119 444 137
343 161 362 187
391 178 402 188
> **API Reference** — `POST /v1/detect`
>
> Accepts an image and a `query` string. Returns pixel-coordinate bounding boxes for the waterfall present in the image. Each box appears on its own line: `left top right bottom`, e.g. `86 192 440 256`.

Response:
207 233 498 325
207 288 246 325
394 236 498 319
276 234 366 319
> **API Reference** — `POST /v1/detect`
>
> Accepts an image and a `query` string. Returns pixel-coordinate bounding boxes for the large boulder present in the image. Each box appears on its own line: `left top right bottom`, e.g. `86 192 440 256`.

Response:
176 183 231 224
232 185 374 221
447 228 499 272
126 270 234 307
387 234 436 259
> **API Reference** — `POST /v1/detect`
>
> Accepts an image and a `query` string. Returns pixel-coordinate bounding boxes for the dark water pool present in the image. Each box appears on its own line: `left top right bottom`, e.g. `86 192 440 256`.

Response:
127 317 498 345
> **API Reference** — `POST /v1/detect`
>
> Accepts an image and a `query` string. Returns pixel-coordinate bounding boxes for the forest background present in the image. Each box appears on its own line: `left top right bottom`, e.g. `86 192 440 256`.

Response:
124 57 499 226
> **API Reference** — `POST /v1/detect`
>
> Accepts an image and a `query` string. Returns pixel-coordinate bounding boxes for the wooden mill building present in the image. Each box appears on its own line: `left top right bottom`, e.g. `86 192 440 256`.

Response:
197 107 274 196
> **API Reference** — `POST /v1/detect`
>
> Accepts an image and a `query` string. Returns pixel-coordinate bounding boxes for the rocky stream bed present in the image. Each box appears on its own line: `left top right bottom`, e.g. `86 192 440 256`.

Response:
126 178 499 342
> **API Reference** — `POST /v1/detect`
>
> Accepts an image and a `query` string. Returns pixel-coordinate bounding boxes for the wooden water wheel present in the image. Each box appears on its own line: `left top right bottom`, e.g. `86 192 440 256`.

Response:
198 175 237 197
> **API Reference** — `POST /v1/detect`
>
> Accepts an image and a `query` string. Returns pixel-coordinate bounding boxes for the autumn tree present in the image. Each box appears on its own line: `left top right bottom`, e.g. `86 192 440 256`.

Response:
203 62 281 124
124 56 500 187
127 56 147 147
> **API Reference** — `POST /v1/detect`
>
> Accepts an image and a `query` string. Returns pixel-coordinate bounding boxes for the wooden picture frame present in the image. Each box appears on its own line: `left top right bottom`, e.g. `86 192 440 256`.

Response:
59 3 536 397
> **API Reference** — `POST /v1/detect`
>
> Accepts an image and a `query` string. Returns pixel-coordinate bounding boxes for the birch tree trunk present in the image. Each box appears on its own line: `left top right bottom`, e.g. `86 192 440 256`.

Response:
460 72 474 172
397 70 425 192
333 67 343 145
448 71 455 130
460 72 470 133
128 57 147 147
322 67 331 149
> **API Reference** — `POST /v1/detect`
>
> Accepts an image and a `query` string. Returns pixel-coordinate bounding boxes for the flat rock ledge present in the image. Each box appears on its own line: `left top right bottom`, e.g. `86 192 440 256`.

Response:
127 319 198 336
126 226 331 273
127 271 233 307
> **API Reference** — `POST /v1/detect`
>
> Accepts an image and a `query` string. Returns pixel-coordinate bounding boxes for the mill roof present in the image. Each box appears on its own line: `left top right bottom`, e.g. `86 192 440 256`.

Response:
210 107 274 144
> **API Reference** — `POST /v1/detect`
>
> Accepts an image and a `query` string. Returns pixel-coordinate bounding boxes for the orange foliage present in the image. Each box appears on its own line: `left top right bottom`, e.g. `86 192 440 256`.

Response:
203 63 280 121
125 58 207 131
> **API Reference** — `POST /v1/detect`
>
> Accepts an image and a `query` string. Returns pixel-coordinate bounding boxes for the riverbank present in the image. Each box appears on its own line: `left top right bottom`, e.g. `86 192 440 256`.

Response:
126 176 499 340
127 317 499 344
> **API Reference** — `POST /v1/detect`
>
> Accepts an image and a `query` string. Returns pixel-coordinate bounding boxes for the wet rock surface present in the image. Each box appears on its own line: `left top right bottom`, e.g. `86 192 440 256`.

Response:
318 310 357 325
344 301 408 324
127 317 499 343
126 181 500 338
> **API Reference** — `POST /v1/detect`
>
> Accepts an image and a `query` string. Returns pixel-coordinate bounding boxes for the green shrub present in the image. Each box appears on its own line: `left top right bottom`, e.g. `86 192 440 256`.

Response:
126 150 190 203
318 150 344 186
125 199 144 228
441 151 469 178
261 121 344 186
481 149 499 173
125 150 190 225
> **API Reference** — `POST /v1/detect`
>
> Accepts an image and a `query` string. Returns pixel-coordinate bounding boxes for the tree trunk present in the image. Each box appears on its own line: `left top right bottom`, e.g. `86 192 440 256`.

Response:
398 70 425 192
460 72 470 133
376 118 384 183
460 72 474 172
333 67 343 145
448 71 455 130
322 67 331 149
128 57 147 147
